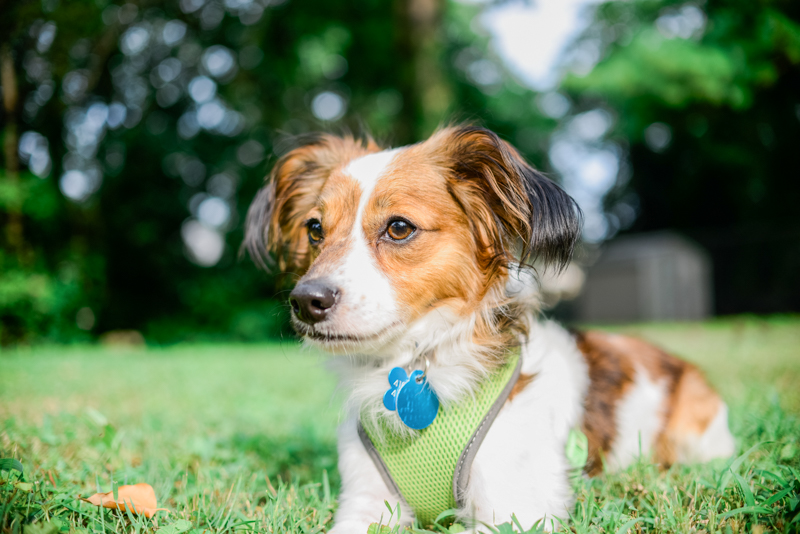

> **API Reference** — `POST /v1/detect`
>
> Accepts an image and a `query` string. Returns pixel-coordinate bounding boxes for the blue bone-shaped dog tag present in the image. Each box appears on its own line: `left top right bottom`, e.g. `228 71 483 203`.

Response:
383 367 439 430
383 367 408 411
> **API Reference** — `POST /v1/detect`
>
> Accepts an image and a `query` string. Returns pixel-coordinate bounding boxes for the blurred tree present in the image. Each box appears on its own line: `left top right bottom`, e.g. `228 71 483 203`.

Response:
564 0 800 313
1 1 105 344
2 44 22 254
5 0 795 344
0 0 551 344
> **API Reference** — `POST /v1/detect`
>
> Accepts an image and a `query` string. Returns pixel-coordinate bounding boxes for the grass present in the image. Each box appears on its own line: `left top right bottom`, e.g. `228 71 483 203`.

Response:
1 316 799 533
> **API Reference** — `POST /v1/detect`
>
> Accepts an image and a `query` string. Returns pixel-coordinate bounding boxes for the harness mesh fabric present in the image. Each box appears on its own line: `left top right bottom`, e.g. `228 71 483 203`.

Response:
359 351 521 527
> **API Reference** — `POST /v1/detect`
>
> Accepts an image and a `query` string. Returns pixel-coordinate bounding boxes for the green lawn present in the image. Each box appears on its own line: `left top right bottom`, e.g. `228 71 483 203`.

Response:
1 317 799 534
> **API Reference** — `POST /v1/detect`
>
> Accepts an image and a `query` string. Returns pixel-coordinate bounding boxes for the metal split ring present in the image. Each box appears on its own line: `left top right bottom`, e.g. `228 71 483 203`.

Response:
416 357 430 383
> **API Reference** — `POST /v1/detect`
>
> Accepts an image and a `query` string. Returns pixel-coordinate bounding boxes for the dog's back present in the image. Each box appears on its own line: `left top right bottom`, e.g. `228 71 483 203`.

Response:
575 330 735 473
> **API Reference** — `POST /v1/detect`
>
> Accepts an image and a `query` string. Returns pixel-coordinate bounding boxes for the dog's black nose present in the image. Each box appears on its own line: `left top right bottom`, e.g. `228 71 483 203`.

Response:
289 280 339 324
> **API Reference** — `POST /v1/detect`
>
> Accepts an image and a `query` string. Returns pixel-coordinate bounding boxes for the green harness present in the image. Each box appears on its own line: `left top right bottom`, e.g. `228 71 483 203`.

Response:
358 351 522 526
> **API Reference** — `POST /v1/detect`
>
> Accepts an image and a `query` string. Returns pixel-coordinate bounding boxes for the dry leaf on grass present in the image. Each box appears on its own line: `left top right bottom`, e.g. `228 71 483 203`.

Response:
81 483 168 518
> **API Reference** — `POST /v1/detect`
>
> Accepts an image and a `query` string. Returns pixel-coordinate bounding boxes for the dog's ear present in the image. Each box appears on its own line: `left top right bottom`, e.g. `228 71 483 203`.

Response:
243 133 380 273
243 181 277 271
431 125 582 272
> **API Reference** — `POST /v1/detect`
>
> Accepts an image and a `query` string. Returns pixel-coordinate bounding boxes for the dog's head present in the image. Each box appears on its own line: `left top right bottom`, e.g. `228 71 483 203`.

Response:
244 125 581 353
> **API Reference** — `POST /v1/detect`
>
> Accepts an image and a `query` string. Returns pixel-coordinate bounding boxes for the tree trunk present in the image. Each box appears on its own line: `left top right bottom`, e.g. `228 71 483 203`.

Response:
395 0 453 141
1 43 23 258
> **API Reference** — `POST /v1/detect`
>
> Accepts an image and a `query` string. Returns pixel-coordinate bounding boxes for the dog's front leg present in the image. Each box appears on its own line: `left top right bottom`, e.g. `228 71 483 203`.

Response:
330 417 413 534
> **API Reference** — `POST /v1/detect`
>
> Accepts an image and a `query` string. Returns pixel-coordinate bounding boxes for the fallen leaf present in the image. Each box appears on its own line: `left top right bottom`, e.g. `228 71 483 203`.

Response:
81 483 168 518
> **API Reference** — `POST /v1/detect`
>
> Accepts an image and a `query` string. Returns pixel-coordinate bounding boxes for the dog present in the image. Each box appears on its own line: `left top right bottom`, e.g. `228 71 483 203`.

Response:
244 125 735 532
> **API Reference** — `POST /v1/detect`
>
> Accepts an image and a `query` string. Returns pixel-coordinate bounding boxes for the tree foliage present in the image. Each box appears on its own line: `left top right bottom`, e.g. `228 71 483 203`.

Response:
0 0 549 343
0 0 798 343
564 0 800 313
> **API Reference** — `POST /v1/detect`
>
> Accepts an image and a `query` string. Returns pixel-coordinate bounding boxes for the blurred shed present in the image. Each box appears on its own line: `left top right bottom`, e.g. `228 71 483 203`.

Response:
576 232 713 323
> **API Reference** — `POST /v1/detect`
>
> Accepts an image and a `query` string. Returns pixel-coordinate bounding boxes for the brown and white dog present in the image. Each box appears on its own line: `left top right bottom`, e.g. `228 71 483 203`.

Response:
244 125 735 531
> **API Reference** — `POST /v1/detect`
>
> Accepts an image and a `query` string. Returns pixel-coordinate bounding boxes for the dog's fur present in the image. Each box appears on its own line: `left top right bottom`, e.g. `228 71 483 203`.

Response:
244 126 735 531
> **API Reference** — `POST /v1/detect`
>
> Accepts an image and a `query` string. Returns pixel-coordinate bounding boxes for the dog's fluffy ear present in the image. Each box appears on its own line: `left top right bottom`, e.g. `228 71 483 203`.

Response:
243 133 380 273
243 182 277 271
430 125 582 272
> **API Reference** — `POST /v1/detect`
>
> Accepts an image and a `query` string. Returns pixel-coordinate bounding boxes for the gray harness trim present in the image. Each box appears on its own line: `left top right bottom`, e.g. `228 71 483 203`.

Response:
357 355 523 509
452 355 522 505
357 423 403 500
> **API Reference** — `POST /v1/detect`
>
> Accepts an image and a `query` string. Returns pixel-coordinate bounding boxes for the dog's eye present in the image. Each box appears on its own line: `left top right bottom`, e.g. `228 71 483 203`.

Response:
386 219 415 241
306 219 324 244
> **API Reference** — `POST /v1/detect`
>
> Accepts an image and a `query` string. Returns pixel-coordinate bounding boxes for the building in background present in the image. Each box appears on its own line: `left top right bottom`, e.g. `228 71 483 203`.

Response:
576 232 713 323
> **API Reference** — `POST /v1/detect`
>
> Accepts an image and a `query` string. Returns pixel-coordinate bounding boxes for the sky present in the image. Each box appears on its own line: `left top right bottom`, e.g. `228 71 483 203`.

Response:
480 0 620 242
481 0 598 91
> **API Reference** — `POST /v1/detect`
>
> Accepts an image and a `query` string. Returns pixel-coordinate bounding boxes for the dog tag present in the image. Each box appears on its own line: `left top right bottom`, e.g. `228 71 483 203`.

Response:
383 367 409 411
396 371 439 429
383 367 439 430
